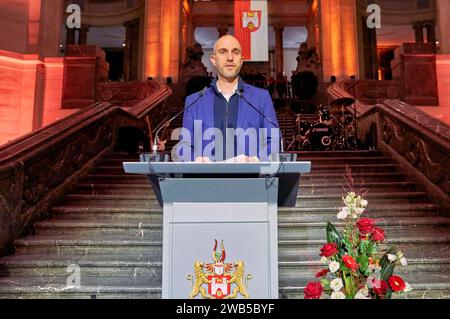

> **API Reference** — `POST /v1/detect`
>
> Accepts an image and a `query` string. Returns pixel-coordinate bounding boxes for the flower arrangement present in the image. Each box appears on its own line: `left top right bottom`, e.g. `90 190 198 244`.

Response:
304 170 412 299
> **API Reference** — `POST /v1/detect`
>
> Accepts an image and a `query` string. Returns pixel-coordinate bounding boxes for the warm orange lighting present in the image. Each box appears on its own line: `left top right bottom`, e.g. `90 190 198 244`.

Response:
319 0 359 79
0 51 65 146
144 0 180 81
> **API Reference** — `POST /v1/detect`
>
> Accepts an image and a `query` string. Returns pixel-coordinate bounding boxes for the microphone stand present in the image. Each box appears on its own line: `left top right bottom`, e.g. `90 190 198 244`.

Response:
236 89 296 162
147 86 209 162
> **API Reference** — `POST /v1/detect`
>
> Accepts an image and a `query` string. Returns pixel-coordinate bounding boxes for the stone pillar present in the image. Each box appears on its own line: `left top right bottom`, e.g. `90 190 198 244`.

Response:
66 27 76 46
273 24 284 77
144 0 181 82
424 20 437 52
413 22 424 43
362 16 378 80
319 0 359 80
218 23 228 38
436 0 450 53
124 18 140 81
78 25 90 45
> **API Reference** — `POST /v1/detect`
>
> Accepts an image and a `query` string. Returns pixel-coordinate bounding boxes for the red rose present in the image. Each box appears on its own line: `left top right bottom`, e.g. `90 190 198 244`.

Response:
320 243 338 257
372 227 385 242
315 269 329 278
357 217 375 235
389 275 406 292
342 255 359 271
372 279 388 296
304 282 323 299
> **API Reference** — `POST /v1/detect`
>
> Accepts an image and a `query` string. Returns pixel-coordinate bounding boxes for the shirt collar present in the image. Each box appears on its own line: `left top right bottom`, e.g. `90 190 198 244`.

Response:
211 77 245 96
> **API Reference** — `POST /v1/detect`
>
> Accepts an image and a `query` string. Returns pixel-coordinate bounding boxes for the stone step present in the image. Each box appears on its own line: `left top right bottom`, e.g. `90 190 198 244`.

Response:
83 172 408 185
278 237 450 255
34 217 450 238
62 192 428 209
13 231 450 256
13 236 163 256
300 172 407 183
295 192 428 207
84 174 148 185
294 150 384 158
50 203 439 222
298 182 417 194
75 181 417 196
0 275 161 299
1 251 449 279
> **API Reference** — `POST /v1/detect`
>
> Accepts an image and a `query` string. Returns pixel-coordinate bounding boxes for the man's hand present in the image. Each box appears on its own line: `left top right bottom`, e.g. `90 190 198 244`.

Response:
227 154 260 163
194 156 211 163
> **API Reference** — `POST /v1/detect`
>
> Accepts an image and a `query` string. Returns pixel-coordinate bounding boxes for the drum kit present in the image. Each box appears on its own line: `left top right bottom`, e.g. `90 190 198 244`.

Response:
286 98 357 151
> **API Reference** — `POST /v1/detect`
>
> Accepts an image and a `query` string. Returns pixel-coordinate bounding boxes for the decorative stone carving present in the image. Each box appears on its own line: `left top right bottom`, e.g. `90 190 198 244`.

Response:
294 42 321 78
98 81 160 107
381 115 449 189
179 43 208 83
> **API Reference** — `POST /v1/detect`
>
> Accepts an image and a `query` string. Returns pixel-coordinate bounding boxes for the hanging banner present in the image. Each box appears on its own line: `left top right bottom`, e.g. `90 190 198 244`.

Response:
234 0 268 61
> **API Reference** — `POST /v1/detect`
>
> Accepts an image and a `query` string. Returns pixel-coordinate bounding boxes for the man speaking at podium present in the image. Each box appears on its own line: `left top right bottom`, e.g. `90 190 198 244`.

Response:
176 35 281 162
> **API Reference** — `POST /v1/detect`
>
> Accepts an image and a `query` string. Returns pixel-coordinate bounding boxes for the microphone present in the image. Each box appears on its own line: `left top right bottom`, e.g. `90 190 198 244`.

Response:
235 88 279 128
151 86 209 161
235 88 297 161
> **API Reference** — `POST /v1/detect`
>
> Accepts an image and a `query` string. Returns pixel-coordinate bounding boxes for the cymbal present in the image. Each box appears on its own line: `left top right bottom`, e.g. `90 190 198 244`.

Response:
290 100 317 114
329 97 355 107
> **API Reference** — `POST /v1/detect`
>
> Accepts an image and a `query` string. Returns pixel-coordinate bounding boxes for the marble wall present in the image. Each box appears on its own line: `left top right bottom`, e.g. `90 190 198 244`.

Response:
0 50 66 146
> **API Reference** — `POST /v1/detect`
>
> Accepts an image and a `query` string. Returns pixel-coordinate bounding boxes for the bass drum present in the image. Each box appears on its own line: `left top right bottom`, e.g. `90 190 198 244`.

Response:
305 123 334 150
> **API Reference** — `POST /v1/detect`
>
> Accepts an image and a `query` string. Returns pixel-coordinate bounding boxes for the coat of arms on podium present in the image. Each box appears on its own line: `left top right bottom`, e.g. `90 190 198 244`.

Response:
186 239 252 299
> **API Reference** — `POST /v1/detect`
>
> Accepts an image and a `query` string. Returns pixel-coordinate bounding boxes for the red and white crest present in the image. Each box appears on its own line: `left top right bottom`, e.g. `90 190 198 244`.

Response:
242 10 261 32
207 274 231 299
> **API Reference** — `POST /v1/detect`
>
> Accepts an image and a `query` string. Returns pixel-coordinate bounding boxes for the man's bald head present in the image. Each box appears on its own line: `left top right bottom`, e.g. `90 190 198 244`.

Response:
210 35 244 82
213 35 242 55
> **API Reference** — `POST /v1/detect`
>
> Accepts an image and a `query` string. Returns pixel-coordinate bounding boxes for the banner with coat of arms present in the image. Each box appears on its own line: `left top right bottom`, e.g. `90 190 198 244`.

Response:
234 0 268 61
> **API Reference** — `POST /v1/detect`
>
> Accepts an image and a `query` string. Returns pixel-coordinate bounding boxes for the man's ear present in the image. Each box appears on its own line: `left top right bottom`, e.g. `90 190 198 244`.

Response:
210 54 216 67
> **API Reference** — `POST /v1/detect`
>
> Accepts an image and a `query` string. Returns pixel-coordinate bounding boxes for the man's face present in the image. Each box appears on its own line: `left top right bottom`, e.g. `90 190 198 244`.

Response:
210 36 244 81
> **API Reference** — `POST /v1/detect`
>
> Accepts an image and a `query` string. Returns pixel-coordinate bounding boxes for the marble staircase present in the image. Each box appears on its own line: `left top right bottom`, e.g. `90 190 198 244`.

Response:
0 150 449 299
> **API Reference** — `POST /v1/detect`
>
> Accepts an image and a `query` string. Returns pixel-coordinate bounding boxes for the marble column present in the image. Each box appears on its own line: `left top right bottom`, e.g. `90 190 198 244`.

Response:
78 24 90 45
412 22 424 44
319 0 359 79
218 24 228 38
144 0 181 82
273 24 284 77
424 20 437 52
436 0 450 53
124 18 140 81
66 26 76 46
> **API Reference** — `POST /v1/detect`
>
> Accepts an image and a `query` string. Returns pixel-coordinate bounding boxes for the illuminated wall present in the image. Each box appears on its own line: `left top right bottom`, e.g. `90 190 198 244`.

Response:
0 0 67 146
319 0 359 80
144 0 181 82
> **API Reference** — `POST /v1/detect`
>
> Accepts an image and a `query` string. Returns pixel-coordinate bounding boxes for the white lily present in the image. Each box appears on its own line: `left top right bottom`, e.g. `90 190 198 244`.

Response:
387 254 397 262
337 207 349 220
400 257 408 266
